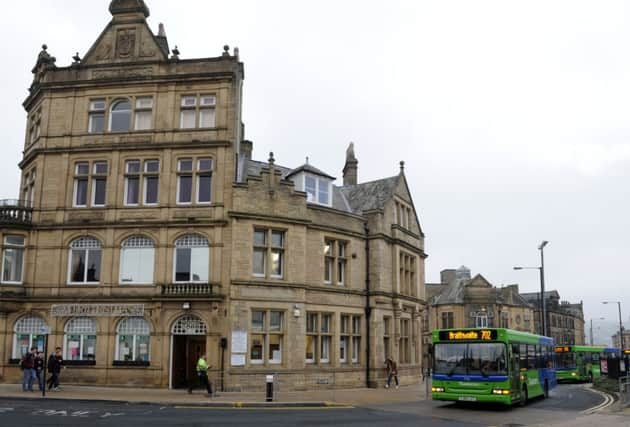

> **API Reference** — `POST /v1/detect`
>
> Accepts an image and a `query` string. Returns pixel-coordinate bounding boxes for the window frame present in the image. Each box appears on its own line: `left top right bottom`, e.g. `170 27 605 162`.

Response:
115 317 151 362
67 236 102 285
179 94 217 129
324 239 347 286
305 312 333 365
249 309 284 366
173 234 210 283
119 235 156 285
88 99 106 134
72 161 108 208
252 228 285 279
12 315 46 359
64 317 97 361
1 235 26 285
108 98 133 132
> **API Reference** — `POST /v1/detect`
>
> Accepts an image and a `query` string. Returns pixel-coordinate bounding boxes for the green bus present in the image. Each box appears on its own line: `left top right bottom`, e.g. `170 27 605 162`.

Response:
554 345 619 382
432 328 557 405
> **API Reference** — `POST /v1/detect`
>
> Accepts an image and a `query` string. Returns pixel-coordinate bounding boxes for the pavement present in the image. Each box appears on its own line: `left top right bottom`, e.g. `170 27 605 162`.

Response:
0 381 429 407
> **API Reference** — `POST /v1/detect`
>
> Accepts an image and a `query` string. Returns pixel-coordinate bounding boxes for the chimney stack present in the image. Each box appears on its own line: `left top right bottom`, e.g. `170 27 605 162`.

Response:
241 140 253 160
342 142 358 186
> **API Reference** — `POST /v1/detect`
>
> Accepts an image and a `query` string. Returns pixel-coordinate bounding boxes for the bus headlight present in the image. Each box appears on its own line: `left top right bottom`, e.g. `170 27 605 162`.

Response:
492 389 511 395
432 387 445 393
571 372 577 377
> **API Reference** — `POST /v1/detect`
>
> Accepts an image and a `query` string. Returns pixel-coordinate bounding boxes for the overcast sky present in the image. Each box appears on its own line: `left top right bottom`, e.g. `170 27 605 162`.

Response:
2 1 628 343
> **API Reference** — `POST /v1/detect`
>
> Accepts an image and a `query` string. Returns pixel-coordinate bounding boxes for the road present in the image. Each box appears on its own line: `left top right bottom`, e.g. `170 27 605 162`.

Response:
0 383 619 427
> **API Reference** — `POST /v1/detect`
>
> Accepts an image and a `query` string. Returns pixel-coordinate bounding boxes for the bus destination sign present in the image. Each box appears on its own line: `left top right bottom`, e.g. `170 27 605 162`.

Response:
438 329 497 341
554 346 570 353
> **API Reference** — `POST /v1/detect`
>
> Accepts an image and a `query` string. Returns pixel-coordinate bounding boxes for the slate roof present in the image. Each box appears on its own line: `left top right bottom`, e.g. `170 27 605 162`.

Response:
339 176 400 214
432 277 533 308
245 159 399 215
520 290 561 303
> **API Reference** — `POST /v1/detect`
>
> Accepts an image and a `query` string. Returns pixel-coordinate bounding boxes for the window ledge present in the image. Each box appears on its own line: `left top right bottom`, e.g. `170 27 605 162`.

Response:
65 360 96 366
112 360 150 367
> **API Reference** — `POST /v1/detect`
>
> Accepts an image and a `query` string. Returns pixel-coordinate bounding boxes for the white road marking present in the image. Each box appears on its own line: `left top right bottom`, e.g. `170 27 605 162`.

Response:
580 384 614 414
0 408 14 413
100 412 124 418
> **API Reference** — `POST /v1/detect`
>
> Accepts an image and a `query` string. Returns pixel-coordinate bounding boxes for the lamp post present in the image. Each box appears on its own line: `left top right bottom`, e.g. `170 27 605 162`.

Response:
514 240 549 337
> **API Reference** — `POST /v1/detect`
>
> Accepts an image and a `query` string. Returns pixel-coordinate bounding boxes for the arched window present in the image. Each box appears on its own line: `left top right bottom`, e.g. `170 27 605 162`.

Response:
109 99 132 132
68 237 102 284
174 234 209 283
13 315 46 358
120 236 155 284
116 317 150 362
64 317 96 361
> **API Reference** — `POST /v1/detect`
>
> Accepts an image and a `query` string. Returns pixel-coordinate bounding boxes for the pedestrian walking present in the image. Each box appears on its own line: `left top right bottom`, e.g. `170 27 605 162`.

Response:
188 355 213 396
34 352 45 391
47 348 63 391
385 357 399 389
20 347 37 392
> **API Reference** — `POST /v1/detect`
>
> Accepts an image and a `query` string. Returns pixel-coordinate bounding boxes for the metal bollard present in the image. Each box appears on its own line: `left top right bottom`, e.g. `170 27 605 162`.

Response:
266 375 274 402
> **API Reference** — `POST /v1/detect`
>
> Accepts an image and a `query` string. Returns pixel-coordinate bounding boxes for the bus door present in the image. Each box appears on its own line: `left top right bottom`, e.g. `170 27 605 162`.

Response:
510 344 521 395
577 353 586 378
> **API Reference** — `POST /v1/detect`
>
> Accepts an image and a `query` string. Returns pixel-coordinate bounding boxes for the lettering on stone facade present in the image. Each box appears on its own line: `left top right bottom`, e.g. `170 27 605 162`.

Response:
91 67 153 79
50 304 144 317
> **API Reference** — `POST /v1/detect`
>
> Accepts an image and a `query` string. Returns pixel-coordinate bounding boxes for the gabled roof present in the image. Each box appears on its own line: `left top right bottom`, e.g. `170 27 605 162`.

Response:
285 163 336 180
339 175 399 213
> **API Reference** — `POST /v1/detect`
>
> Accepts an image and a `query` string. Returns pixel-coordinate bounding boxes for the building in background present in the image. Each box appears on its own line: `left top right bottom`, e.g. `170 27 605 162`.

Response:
0 0 427 390
520 291 585 345
423 266 535 366
611 329 630 350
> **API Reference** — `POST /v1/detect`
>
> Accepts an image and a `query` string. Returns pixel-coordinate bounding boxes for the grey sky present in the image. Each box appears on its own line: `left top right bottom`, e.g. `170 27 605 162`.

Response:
2 1 628 342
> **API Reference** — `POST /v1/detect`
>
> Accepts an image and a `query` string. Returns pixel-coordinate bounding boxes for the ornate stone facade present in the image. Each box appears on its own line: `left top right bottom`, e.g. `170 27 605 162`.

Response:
0 1 427 390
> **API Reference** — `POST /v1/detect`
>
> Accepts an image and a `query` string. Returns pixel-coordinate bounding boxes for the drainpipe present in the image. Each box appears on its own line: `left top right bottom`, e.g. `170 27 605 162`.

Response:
364 222 372 388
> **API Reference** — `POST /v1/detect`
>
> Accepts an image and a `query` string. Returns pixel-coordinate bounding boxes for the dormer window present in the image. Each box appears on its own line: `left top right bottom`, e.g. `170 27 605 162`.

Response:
286 163 335 207
304 175 331 205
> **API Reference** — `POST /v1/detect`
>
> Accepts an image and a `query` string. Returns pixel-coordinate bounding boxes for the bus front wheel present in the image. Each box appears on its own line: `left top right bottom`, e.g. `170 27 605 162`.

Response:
520 385 528 407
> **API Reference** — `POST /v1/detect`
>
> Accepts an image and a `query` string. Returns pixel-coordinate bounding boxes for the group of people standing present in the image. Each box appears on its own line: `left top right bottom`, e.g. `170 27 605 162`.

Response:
20 347 63 392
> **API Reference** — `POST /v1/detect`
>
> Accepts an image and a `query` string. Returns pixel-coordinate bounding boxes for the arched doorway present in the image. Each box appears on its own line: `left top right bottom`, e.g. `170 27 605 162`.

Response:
170 314 208 389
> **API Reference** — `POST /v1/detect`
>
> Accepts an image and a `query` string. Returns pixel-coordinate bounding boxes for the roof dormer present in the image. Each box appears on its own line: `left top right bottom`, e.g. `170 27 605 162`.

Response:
286 161 335 207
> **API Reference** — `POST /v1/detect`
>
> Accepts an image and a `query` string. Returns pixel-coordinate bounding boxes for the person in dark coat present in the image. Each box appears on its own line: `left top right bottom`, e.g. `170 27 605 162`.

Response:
385 357 399 389
34 352 45 391
20 347 37 392
47 348 63 391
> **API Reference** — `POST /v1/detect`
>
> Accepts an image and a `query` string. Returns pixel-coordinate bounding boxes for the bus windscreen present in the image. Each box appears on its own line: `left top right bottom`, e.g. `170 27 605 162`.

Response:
434 342 507 376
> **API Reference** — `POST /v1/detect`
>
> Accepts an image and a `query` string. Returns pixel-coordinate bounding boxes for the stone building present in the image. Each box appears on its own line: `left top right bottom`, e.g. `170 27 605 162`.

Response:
0 0 427 390
423 266 535 366
611 329 629 350
520 291 585 345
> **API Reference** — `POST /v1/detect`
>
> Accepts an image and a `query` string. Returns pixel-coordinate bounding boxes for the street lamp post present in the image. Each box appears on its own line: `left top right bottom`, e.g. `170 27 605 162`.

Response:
514 240 549 337
602 301 624 397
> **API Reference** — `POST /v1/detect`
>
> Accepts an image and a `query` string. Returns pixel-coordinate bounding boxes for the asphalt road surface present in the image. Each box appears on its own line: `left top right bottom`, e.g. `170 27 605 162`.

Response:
0 383 607 427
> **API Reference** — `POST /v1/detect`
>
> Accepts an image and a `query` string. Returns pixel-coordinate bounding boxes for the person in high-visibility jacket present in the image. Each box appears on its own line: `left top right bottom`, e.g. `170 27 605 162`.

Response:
188 355 212 396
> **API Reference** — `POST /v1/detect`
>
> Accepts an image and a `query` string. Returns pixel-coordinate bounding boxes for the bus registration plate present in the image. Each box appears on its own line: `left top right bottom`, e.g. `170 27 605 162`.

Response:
458 396 476 402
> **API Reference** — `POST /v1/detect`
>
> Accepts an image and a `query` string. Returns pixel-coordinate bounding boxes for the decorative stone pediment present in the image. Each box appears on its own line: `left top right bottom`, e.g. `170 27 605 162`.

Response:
83 21 167 66
82 1 167 66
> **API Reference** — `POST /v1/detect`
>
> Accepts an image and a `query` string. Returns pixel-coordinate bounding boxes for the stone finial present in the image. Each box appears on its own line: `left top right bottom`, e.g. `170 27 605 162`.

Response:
305 156 309 165
109 0 150 18
223 45 230 57
158 23 166 37
399 161 405 173
234 47 240 58
171 46 180 60
268 152 275 165
343 142 358 186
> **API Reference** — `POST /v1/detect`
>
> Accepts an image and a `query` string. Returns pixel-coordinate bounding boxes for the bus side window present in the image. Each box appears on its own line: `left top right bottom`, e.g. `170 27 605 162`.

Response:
519 344 528 370
527 345 536 370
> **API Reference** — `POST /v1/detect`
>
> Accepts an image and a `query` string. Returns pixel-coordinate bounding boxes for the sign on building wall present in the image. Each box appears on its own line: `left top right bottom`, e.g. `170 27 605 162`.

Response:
50 304 144 317
231 330 247 366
